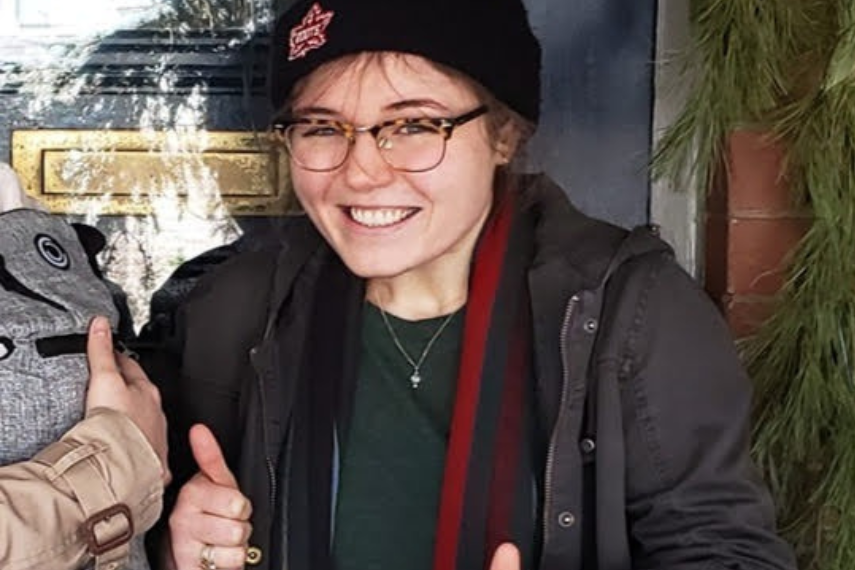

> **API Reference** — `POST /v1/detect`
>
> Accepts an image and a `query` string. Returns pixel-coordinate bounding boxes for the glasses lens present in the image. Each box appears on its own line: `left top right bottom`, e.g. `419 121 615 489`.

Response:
378 121 446 172
286 123 349 171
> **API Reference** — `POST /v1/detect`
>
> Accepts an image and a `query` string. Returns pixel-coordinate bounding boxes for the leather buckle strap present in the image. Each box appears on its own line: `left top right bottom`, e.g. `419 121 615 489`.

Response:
81 503 134 556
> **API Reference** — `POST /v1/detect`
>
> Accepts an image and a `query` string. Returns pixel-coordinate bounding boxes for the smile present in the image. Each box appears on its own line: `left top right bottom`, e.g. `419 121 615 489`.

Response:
346 207 419 228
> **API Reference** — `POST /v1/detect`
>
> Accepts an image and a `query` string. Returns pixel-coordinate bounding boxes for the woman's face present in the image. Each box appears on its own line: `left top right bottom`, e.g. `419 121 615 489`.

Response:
288 54 505 280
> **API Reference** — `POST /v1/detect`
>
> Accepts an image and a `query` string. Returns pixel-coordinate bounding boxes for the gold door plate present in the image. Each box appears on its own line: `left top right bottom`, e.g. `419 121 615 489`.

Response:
11 129 293 216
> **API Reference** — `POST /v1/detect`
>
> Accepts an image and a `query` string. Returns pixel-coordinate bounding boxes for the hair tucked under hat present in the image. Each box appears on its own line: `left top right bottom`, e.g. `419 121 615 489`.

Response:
269 0 542 124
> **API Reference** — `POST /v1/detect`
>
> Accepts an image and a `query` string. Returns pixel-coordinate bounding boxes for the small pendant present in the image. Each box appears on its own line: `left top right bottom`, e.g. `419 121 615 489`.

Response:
410 372 422 389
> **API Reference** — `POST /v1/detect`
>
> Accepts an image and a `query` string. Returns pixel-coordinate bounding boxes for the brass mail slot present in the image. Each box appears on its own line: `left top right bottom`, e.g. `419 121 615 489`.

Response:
11 130 293 216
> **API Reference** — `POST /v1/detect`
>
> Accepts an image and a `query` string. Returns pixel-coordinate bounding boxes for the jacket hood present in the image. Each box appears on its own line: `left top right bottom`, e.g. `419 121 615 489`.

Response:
523 175 633 290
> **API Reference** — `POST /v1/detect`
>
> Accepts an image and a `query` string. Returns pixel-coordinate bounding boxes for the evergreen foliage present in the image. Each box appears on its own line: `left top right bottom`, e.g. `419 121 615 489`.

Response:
654 1 855 568
748 9 855 565
652 0 814 188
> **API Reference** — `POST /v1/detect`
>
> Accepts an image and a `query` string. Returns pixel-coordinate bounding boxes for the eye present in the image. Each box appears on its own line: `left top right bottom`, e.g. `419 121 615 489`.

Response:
301 124 343 138
0 338 13 361
391 121 440 136
34 234 70 270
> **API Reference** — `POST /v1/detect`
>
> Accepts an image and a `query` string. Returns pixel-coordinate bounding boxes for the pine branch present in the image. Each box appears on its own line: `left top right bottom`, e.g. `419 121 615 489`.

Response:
652 0 827 191
748 66 855 570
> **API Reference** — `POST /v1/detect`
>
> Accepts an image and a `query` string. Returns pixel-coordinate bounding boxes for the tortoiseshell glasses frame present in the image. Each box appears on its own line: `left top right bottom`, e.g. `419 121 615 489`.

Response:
270 105 489 172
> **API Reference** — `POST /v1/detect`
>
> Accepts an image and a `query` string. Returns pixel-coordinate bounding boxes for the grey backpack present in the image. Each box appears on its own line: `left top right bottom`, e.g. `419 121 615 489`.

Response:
0 208 119 462
0 208 150 570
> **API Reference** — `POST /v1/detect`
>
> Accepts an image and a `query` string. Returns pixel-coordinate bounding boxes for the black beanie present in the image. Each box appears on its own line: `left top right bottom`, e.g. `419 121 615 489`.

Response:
269 0 542 124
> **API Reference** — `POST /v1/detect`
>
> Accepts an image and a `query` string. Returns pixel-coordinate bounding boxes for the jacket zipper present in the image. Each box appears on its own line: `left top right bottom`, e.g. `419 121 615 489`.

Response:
250 345 278 513
542 293 579 545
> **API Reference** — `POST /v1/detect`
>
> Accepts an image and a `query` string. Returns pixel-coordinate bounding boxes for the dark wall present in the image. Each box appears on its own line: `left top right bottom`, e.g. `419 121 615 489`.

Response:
526 0 657 227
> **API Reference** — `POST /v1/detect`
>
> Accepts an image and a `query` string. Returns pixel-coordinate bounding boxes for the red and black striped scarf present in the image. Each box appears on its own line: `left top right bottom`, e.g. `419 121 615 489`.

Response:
288 195 540 570
434 194 539 570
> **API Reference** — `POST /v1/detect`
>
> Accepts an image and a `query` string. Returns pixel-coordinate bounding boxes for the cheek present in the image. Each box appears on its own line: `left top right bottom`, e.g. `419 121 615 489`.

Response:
448 136 502 186
290 171 327 209
438 150 498 205
289 173 337 238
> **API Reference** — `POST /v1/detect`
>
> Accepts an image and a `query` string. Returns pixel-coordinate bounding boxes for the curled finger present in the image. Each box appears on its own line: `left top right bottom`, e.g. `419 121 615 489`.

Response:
178 474 250 520
202 543 248 570
189 514 252 548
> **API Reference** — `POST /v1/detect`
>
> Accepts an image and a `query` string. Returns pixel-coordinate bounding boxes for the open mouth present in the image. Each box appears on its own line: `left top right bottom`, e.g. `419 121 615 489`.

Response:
346 206 420 228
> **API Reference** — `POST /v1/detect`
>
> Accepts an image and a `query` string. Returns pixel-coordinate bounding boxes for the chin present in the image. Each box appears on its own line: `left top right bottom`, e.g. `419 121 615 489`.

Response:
342 261 406 280
337 251 413 280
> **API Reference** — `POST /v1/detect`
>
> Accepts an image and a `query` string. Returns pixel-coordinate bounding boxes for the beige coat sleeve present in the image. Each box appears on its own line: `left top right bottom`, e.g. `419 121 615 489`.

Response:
0 408 164 570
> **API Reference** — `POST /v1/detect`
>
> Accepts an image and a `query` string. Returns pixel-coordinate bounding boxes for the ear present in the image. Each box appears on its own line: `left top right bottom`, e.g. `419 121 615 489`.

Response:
71 223 107 278
494 120 522 165
71 223 106 256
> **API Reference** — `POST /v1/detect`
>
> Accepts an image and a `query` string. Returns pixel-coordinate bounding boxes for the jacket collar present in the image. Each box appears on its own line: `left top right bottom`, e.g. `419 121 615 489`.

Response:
524 175 629 292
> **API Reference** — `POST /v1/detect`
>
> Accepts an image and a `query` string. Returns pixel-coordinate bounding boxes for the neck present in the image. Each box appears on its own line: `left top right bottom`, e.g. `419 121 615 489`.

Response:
365 201 492 320
366 267 468 321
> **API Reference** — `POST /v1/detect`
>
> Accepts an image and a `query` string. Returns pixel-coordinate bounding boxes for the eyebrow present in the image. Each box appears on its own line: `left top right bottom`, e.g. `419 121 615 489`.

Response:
291 99 449 119
384 99 448 113
290 105 340 117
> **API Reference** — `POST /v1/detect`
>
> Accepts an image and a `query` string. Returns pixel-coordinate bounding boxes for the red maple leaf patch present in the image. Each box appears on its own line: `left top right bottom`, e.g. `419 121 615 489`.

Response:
289 3 335 61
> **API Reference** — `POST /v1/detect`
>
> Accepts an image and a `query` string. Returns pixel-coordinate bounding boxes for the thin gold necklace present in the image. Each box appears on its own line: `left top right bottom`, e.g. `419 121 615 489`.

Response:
376 301 458 389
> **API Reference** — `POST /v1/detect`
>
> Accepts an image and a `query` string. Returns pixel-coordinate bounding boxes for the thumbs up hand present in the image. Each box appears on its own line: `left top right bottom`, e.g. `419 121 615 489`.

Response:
168 424 253 570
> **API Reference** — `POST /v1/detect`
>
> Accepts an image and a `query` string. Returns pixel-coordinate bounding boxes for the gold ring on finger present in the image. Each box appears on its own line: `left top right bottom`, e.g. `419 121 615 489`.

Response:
199 544 217 570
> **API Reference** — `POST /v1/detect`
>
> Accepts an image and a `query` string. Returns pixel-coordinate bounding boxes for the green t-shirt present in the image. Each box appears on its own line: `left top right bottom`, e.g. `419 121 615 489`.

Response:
332 303 464 570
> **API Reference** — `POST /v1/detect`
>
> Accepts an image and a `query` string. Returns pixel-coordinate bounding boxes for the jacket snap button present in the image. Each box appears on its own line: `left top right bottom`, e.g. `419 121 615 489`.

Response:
580 438 596 454
583 319 598 333
246 546 263 565
558 511 576 528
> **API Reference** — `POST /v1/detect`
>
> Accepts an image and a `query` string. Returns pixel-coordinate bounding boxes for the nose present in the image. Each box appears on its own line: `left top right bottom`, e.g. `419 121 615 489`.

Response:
342 132 395 191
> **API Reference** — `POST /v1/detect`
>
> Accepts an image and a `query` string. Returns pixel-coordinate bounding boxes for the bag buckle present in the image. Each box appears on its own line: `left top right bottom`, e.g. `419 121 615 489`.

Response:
81 503 134 555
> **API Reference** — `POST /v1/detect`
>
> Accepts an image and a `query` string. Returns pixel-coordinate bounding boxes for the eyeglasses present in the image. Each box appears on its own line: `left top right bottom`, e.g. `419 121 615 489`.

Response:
270 105 488 173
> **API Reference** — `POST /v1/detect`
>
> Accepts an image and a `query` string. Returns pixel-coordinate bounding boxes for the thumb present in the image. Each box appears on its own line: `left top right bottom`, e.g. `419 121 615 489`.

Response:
86 316 117 378
190 423 238 489
489 543 521 570
85 316 120 407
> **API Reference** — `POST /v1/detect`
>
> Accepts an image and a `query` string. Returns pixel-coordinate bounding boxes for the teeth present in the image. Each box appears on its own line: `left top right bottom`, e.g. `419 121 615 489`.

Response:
349 207 414 227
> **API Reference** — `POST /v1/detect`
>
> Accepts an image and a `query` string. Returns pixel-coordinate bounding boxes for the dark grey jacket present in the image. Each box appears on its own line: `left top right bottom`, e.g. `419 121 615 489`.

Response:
146 177 796 570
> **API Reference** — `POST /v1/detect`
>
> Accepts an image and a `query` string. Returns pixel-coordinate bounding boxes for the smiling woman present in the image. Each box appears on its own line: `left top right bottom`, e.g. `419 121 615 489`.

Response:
283 53 508 290
142 0 798 569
